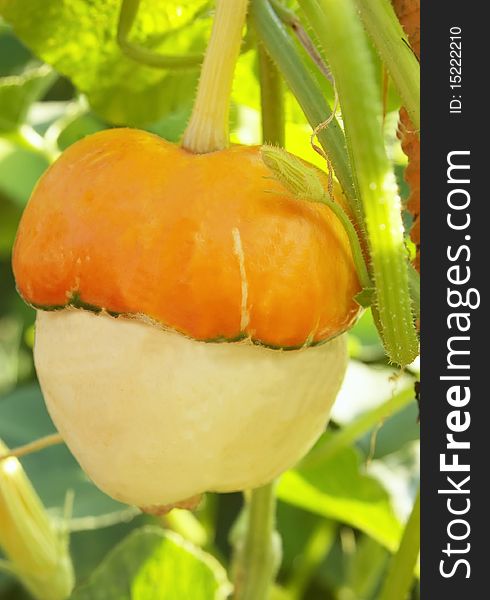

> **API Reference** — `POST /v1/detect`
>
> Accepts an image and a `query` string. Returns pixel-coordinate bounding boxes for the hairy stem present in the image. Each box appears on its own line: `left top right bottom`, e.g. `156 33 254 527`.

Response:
299 0 419 366
355 0 420 131
251 0 360 225
182 0 249 153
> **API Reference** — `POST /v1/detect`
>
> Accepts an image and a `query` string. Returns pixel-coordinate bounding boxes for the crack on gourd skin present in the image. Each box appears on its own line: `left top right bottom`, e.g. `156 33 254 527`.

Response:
231 227 251 333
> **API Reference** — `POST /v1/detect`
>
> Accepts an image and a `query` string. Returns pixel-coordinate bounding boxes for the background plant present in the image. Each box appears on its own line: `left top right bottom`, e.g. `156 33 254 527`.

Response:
0 0 419 598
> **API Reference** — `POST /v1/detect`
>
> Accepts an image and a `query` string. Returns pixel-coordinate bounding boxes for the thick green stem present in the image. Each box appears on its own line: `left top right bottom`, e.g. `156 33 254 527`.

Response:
251 0 360 224
117 0 203 69
182 0 249 153
258 48 285 147
233 484 280 600
355 0 420 131
302 385 415 468
299 0 418 366
379 488 420 600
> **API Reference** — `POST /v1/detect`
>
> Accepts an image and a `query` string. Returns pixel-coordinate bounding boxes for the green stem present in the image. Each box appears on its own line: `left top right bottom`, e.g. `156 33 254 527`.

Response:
378 488 420 600
269 0 333 82
302 385 415 468
299 0 418 366
311 193 371 291
117 0 203 69
257 48 285 147
182 0 249 153
355 0 420 131
233 484 280 600
251 0 360 224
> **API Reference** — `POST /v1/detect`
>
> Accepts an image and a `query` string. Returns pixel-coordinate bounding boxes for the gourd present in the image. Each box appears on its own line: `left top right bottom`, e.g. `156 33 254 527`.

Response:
12 0 360 512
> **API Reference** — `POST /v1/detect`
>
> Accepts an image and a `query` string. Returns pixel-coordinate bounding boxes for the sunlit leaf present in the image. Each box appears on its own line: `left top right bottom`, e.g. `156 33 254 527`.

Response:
277 440 402 551
0 0 213 126
71 526 231 600
0 64 55 133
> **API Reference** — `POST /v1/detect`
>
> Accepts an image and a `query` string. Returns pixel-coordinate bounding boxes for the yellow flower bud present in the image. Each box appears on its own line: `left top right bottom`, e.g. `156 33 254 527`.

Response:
0 439 74 600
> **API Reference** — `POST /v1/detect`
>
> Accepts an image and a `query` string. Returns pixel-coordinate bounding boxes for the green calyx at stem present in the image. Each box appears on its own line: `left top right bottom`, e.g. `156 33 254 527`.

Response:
181 0 250 153
298 0 419 367
261 145 372 293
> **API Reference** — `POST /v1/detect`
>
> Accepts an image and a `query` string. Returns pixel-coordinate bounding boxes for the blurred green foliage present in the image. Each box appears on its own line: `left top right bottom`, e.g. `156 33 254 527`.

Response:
0 6 418 599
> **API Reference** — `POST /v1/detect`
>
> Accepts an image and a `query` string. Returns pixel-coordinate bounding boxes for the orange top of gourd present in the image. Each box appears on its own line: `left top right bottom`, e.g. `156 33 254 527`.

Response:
13 128 360 348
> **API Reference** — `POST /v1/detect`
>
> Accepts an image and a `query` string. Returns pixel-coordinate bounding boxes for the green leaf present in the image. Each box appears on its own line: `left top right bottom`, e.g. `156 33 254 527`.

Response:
0 64 55 133
0 0 212 126
0 140 48 206
71 526 231 600
0 384 138 530
277 441 402 552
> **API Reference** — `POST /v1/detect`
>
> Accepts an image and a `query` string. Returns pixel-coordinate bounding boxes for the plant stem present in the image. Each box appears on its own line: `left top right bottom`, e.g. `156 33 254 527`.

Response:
258 48 285 147
233 483 280 600
299 0 419 367
251 0 360 224
182 0 249 153
378 488 420 600
302 385 415 468
355 0 420 131
0 433 64 462
311 193 372 291
117 0 203 69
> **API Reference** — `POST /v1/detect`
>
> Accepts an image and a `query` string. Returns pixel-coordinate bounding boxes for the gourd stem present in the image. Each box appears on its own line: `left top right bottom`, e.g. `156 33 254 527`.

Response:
182 0 249 153
233 483 280 600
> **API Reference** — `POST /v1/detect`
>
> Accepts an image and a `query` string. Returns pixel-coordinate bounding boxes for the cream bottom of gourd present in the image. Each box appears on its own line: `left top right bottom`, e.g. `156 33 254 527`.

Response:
34 309 347 509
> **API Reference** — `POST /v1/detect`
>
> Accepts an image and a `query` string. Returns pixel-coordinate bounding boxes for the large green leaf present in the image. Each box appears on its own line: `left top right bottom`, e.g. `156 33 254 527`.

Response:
71 526 231 600
277 439 402 552
0 384 138 530
0 64 55 133
0 1 212 126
